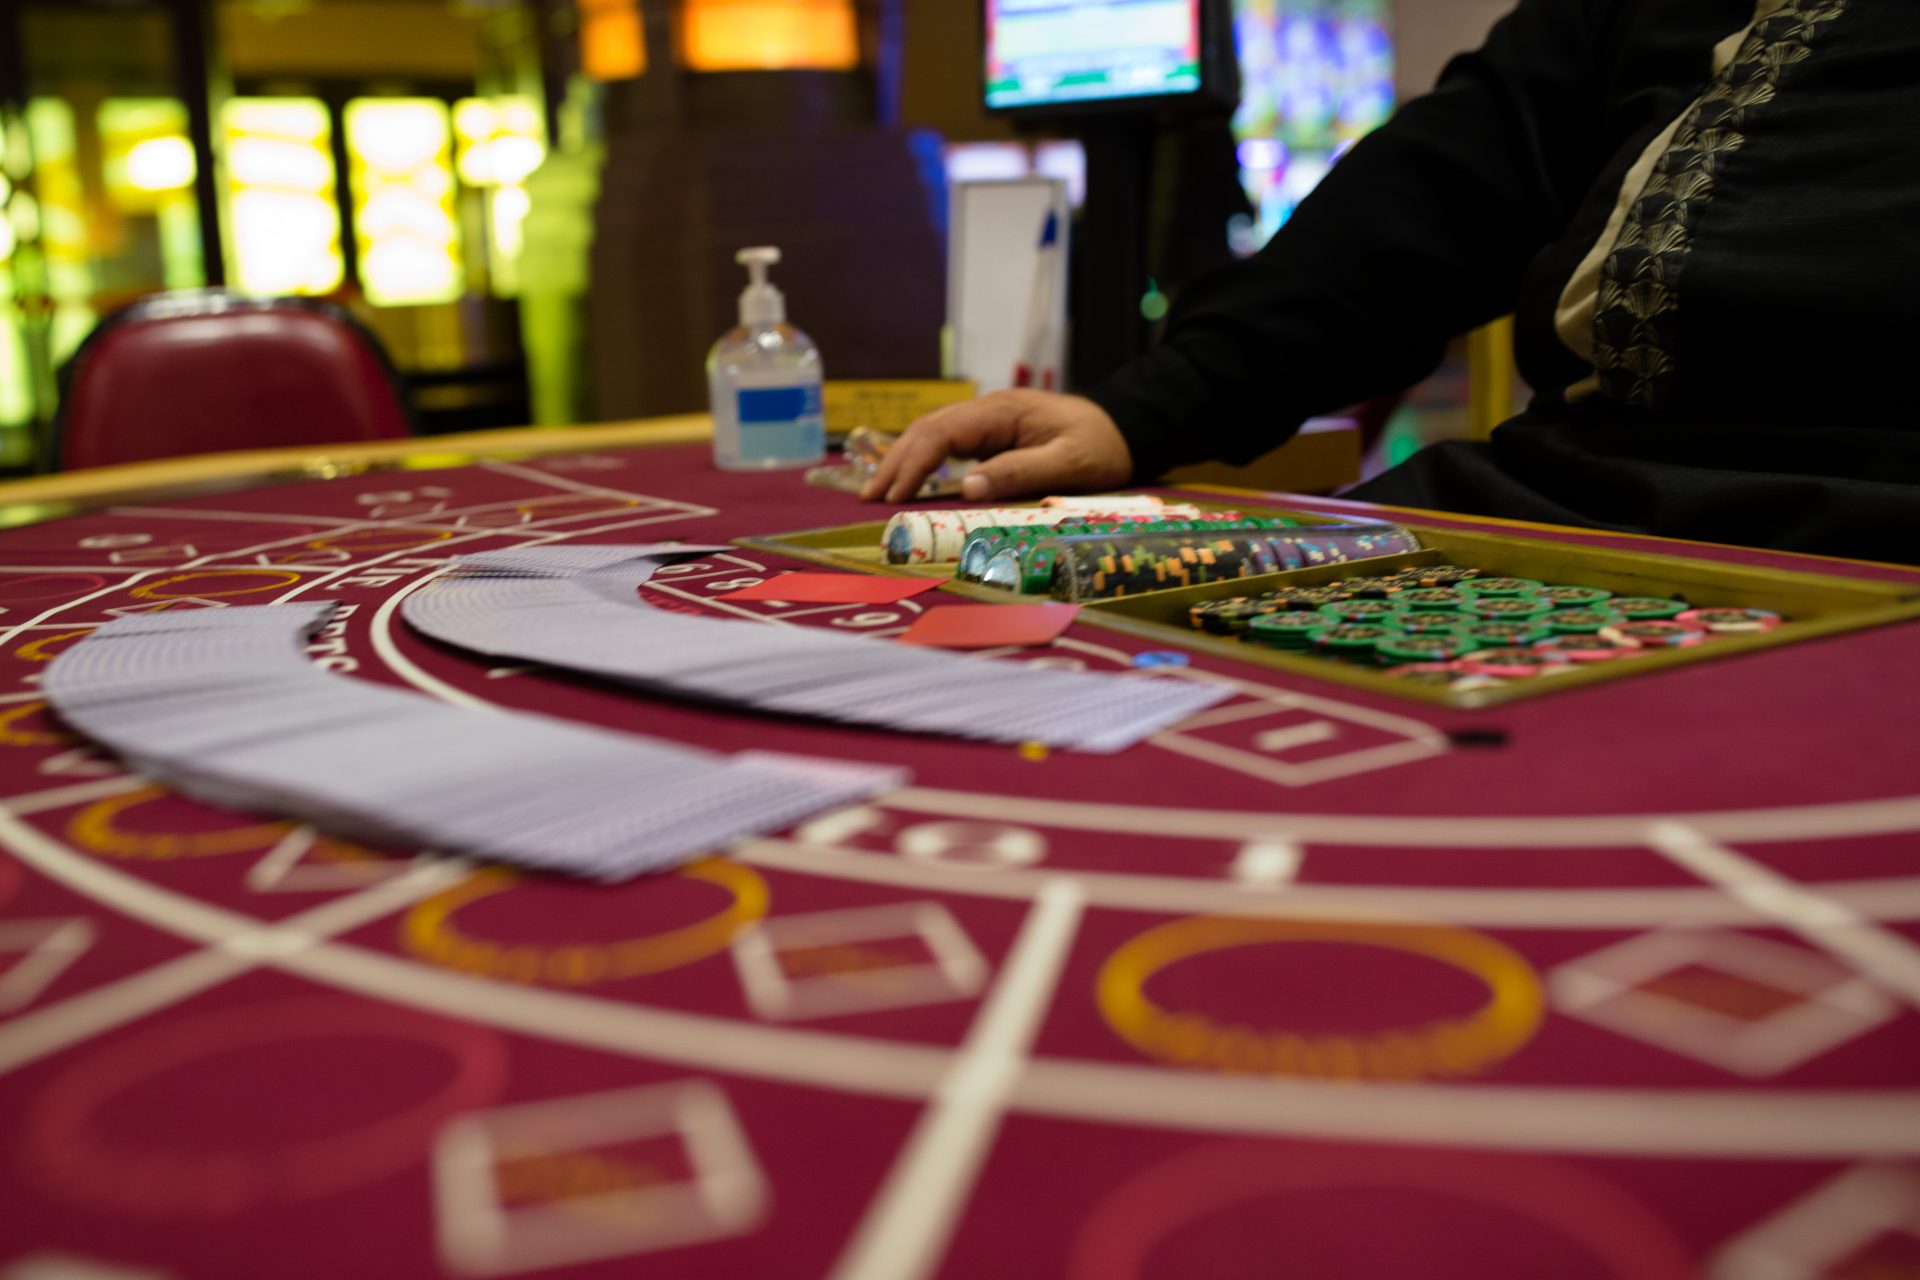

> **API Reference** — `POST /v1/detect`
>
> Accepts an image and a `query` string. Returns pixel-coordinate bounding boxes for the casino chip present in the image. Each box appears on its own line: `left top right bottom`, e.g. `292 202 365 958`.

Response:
1457 646 1572 678
1398 565 1482 587
1676 607 1783 634
1598 620 1705 649
1533 633 1631 662
1247 612 1326 648
1457 620 1551 647
1610 596 1689 620
1318 598 1405 622
1311 623 1393 659
1393 613 1468 637
1540 607 1627 634
1395 587 1467 611
1468 596 1551 621
1133 651 1191 668
1539 585 1615 608
1325 575 1405 600
1461 577 1545 597
1376 633 1469 665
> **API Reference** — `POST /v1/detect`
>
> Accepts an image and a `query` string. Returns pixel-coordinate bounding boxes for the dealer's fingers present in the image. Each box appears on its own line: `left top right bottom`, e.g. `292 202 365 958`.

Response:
958 439 1079 502
861 394 1033 504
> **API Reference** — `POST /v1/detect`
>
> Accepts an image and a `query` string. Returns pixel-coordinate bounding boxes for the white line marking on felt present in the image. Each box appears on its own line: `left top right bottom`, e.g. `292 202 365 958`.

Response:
0 843 469 1078
0 573 153 654
0 776 148 816
367 573 497 712
1646 821 1920 1009
110 506 364 527
9 785 1920 1158
830 879 1085 1280
474 458 718 516
881 787 1920 849
1230 840 1303 887
0 797 949 1097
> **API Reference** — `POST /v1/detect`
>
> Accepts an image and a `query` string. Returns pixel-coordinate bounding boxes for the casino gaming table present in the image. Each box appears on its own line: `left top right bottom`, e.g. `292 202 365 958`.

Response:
1 422 1919 1279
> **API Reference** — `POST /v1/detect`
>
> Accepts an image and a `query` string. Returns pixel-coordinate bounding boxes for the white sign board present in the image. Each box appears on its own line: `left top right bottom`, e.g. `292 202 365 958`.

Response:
948 178 1071 395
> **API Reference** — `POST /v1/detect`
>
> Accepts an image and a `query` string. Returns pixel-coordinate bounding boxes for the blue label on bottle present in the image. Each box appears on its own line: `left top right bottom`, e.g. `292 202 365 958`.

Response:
737 385 820 423
736 384 824 459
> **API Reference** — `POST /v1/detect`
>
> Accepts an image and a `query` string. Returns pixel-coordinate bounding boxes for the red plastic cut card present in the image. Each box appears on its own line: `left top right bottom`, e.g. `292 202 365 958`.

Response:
896 603 1081 649
713 573 948 605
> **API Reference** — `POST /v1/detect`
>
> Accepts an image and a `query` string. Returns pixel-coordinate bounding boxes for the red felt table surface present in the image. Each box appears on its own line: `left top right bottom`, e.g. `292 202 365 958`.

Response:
0 442 1918 1279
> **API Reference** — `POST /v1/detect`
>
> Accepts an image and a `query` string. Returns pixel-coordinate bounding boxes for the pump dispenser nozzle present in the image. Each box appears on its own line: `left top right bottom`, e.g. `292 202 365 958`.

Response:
735 246 786 326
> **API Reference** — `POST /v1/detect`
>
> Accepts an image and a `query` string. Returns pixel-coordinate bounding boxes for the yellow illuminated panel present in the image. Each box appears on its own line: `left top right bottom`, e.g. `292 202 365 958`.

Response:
24 100 95 363
222 98 345 298
453 97 545 298
681 0 859 71
581 0 646 81
100 99 204 290
344 99 463 309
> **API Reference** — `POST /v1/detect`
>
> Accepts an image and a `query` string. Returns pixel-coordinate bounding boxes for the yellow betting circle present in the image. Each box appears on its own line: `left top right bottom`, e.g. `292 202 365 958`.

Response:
298 527 455 555
401 858 770 987
14 629 95 662
1097 916 1544 1083
67 786 297 859
130 569 304 601
0 701 73 747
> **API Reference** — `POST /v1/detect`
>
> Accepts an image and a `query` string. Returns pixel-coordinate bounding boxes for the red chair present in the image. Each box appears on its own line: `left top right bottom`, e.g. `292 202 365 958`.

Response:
54 291 415 471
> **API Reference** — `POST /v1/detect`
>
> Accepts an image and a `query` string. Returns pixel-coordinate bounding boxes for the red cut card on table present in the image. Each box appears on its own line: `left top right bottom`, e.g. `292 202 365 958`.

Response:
713 573 948 605
896 603 1081 649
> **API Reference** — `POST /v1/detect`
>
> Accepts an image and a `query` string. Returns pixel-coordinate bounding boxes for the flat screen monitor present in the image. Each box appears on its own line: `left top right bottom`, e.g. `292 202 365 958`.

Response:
985 0 1221 113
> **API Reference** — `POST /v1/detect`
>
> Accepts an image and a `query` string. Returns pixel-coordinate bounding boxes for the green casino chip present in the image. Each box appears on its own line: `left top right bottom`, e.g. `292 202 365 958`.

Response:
1392 613 1467 637
1461 576 1545 597
1319 598 1405 622
1540 607 1627 634
1539 585 1614 608
1311 622 1393 658
1376 633 1469 664
1468 596 1551 620
1395 587 1466 611
1458 620 1551 646
1248 611 1326 648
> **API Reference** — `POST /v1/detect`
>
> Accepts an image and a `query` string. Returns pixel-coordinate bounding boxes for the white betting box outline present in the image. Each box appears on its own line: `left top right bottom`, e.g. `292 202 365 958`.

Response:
1550 928 1897 1077
1709 1164 1920 1279
432 1079 767 1276
731 901 989 1021
0 918 97 1014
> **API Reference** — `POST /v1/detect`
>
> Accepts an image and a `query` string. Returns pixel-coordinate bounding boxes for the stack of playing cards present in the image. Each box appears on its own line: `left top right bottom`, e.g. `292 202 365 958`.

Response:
43 605 906 881
403 545 1230 753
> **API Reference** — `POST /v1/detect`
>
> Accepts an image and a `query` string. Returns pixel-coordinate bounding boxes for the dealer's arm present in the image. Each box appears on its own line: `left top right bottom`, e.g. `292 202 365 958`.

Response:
864 0 1609 505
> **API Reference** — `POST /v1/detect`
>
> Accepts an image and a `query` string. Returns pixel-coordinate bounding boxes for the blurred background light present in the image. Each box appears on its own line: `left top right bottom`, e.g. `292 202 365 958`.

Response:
344 99 463 308
680 0 859 71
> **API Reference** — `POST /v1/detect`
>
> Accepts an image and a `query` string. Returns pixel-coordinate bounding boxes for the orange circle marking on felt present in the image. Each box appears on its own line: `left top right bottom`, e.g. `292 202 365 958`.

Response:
1097 916 1543 1082
14 628 96 662
298 526 456 554
0 701 75 747
129 569 304 600
66 786 297 859
400 858 770 986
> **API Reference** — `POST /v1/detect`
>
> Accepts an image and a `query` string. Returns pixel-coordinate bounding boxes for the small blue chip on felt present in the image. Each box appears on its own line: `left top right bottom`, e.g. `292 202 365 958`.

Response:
1133 651 1191 668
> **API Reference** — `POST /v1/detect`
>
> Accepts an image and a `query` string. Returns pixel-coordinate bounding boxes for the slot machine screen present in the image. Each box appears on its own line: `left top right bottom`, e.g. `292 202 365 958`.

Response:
985 0 1208 111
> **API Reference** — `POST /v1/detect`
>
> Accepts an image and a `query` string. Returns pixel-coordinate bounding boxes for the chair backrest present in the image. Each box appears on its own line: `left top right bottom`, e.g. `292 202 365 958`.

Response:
55 291 414 471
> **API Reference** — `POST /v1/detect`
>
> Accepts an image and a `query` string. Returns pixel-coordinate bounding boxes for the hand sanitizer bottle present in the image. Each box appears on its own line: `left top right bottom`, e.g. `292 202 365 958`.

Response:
708 246 826 470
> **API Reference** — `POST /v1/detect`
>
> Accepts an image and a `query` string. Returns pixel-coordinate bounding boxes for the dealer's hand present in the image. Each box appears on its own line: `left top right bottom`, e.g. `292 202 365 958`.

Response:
860 390 1135 505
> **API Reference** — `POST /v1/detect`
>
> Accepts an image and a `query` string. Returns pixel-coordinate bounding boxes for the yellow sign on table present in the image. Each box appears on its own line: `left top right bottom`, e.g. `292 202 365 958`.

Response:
823 380 977 436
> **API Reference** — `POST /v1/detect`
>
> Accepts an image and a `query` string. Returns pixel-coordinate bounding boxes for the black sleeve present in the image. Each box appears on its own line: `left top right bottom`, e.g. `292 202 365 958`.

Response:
1089 0 1615 479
